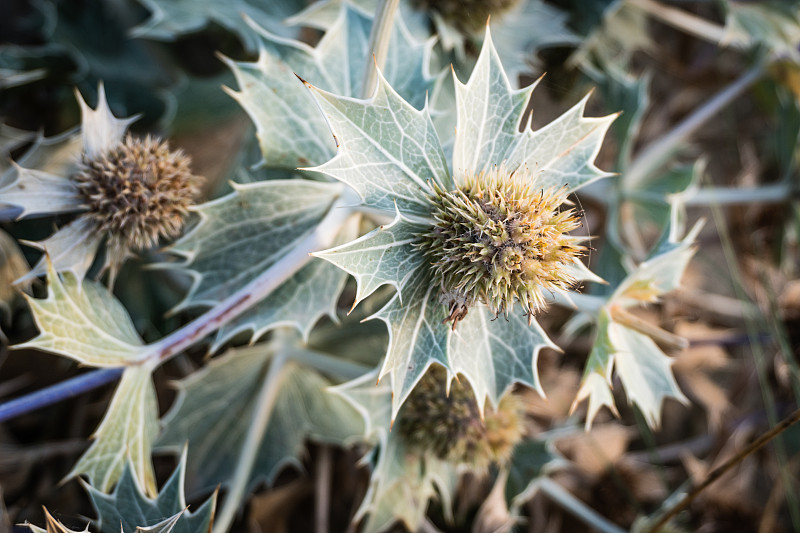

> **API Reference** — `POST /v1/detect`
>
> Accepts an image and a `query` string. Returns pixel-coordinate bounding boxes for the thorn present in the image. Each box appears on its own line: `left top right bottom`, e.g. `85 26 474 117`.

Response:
294 73 310 86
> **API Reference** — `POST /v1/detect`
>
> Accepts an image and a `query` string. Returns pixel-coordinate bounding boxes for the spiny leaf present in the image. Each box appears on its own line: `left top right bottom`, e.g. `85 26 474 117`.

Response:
211 213 358 349
24 508 89 533
572 310 618 430
225 4 435 168
0 165 82 219
446 306 554 414
610 320 688 427
133 0 305 52
24 509 187 533
574 227 698 428
313 214 427 308
86 450 216 533
18 262 145 367
359 436 456 533
69 365 159 496
19 217 104 283
371 268 448 419
504 440 565 511
723 0 800 57
156 342 363 496
452 29 615 190
134 512 184 533
163 179 342 317
569 0 654 75
305 72 452 217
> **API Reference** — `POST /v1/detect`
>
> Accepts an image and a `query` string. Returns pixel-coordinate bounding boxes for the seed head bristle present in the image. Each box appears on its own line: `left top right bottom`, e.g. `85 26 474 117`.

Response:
416 165 585 327
73 134 202 262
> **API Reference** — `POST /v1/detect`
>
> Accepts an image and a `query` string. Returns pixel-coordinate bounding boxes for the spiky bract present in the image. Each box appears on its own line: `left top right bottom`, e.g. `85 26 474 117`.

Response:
395 365 524 469
73 134 200 260
412 0 521 34
416 166 585 326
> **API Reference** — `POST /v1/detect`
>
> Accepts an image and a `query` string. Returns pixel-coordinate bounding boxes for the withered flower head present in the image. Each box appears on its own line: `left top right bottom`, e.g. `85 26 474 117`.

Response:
395 365 524 469
73 133 201 263
412 0 522 34
415 165 585 327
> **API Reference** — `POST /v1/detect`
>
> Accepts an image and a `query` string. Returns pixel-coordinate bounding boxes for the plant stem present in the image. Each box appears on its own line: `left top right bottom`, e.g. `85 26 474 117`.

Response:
608 305 689 351
143 192 357 366
683 183 792 206
0 367 122 423
315 445 332 533
627 0 727 44
212 349 290 533
536 477 627 533
641 407 800 533
361 0 401 99
624 65 764 190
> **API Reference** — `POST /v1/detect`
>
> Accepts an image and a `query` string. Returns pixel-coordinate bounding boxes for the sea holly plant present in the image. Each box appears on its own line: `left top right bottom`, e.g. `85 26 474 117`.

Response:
0 84 201 283
310 27 617 418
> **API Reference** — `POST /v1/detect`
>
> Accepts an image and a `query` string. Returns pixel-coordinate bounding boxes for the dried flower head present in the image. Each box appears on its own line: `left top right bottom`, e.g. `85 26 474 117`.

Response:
395 365 524 469
415 166 585 326
0 85 204 283
412 0 522 34
73 133 201 262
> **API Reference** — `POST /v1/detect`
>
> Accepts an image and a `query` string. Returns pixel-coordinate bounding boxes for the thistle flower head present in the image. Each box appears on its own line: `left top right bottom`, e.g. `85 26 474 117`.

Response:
416 166 585 326
73 133 201 262
412 0 522 34
395 365 524 469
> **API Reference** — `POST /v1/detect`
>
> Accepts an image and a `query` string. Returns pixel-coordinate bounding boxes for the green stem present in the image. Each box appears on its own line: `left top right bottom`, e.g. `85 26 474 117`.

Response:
212 348 290 533
361 0 401 99
624 65 764 190
537 477 627 533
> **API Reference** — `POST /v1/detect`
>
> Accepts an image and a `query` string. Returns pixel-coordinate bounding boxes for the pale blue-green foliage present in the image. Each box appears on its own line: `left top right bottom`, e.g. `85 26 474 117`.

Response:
573 219 699 429
85 452 216 533
133 0 306 50
290 0 578 85
156 341 363 495
307 75 451 216
315 215 427 306
226 3 435 169
163 180 347 346
69 365 159 496
19 265 144 367
310 28 615 419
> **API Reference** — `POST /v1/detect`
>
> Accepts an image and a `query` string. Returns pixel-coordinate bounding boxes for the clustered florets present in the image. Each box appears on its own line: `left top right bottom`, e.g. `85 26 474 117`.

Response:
73 134 200 259
411 0 521 34
416 166 585 327
395 365 524 469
